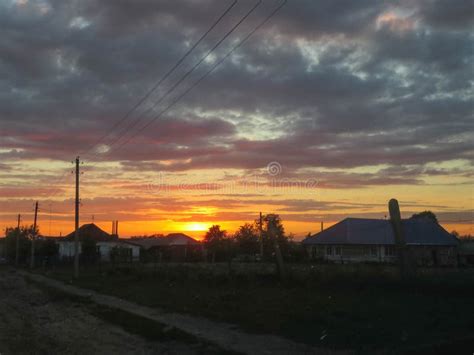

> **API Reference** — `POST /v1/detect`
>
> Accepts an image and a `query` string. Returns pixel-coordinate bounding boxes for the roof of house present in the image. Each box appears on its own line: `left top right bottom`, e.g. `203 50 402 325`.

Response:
302 218 458 246
131 233 200 249
41 236 67 241
64 223 117 242
166 233 201 245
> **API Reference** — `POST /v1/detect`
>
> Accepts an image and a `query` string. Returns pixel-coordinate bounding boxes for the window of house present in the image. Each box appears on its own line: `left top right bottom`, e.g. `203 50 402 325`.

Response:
335 246 341 256
371 246 377 256
384 246 395 256
327 246 332 255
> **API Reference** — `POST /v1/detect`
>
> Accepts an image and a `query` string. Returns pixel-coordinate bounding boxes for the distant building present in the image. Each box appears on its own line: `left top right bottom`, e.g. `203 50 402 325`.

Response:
131 233 201 261
302 218 458 266
63 223 118 242
57 223 140 261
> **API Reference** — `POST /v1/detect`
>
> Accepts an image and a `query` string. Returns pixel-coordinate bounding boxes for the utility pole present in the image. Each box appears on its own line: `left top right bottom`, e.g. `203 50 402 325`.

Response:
15 214 21 266
48 203 52 236
74 156 80 278
389 198 410 278
259 212 263 261
30 201 38 269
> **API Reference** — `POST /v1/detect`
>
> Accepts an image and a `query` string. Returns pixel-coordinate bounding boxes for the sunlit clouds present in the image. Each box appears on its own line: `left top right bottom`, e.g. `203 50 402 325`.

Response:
0 0 472 237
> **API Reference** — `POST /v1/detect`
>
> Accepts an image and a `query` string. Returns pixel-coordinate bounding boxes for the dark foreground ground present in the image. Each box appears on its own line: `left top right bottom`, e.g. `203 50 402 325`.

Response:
0 267 227 355
39 262 474 354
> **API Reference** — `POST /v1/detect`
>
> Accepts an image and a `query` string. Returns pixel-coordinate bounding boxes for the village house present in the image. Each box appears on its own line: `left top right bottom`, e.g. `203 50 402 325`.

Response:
57 223 140 262
302 218 458 266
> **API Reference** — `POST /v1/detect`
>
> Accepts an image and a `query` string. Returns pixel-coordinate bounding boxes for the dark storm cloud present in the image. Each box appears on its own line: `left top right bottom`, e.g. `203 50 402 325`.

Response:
419 0 474 29
266 0 386 38
0 0 472 186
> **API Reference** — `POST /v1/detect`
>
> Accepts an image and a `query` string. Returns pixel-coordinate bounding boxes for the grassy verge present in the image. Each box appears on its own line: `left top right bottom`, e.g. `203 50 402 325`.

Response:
36 263 474 353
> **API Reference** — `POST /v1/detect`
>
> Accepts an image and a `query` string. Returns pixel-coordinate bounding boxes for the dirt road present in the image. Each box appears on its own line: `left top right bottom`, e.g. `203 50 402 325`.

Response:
23 270 349 355
0 268 216 355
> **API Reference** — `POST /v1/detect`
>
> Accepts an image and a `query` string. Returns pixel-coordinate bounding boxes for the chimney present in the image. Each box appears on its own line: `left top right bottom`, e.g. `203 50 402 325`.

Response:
115 220 119 237
112 221 115 235
321 221 324 232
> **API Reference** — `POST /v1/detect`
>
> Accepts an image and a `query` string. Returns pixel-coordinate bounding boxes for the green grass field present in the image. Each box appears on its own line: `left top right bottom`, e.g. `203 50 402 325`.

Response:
40 263 474 353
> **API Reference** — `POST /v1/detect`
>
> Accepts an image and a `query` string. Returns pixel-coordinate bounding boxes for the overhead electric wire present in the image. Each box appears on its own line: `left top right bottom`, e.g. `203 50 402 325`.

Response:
111 0 287 155
81 0 238 158
41 1 238 202
47 0 285 203
90 0 262 159
44 167 72 200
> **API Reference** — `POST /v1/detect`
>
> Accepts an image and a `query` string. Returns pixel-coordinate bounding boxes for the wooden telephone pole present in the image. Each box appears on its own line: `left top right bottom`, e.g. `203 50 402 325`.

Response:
15 214 21 266
259 212 263 260
30 201 38 269
389 198 410 277
74 156 80 278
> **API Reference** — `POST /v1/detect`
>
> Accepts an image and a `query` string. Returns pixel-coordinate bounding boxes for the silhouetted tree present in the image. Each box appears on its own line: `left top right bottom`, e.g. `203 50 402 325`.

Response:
35 238 59 266
258 214 292 259
458 234 474 241
411 211 438 223
234 223 259 255
204 225 227 262
4 225 36 263
262 214 287 280
285 238 307 262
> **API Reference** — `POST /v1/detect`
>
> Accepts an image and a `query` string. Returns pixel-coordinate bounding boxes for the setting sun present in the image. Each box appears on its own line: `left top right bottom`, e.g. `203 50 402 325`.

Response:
184 223 211 232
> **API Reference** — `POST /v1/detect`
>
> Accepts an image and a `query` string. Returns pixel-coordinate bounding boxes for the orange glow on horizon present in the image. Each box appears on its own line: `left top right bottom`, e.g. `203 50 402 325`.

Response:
183 222 212 232
1 164 472 240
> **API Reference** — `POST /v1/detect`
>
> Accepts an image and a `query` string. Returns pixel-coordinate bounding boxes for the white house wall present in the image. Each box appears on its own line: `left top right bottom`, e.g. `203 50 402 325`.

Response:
310 245 397 263
58 242 81 259
58 241 139 261
308 244 457 266
97 242 140 261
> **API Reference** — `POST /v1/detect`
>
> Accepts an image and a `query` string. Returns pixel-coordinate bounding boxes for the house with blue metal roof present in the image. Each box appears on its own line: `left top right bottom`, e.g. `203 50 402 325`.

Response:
302 218 458 266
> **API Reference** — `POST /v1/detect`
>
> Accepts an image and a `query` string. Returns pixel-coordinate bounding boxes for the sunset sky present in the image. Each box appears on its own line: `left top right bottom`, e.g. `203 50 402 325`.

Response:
0 0 472 239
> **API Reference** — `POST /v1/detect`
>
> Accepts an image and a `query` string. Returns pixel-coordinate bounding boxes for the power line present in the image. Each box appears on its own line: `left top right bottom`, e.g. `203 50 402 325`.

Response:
113 0 286 154
81 0 238 158
74 156 80 278
6 0 284 260
89 0 263 159
42 1 238 207
44 167 72 200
